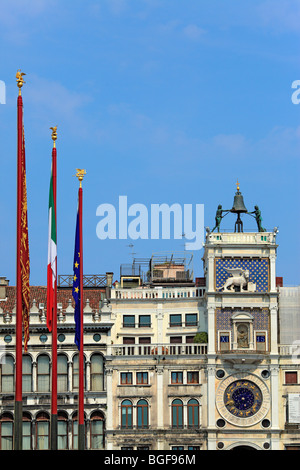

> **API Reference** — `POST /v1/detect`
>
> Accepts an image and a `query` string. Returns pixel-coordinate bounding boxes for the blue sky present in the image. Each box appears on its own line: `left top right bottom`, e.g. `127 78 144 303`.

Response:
0 0 299 286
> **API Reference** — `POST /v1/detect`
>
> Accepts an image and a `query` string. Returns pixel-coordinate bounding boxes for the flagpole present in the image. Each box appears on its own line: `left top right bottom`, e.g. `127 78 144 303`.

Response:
50 128 58 450
76 169 85 450
14 71 25 451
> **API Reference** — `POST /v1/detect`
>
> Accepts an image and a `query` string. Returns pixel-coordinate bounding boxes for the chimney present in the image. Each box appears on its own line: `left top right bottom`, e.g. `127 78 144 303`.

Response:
106 272 113 288
0 277 9 299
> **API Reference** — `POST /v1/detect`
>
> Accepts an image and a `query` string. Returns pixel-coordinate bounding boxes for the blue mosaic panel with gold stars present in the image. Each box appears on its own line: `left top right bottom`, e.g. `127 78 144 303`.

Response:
215 258 269 292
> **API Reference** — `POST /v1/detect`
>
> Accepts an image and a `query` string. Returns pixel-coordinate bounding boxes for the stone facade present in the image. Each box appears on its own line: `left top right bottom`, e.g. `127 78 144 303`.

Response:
0 232 299 450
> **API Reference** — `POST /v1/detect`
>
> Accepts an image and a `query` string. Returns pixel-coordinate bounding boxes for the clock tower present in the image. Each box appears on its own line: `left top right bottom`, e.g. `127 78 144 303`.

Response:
203 184 280 450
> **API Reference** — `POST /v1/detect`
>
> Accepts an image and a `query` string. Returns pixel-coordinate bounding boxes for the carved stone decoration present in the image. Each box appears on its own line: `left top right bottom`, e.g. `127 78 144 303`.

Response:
219 268 249 292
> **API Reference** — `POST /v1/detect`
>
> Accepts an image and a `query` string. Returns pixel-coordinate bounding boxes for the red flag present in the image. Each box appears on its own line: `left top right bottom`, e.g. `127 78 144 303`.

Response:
20 125 30 352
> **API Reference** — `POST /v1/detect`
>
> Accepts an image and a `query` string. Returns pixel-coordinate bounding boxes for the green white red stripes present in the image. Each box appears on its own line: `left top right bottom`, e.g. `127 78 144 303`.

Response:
47 162 57 332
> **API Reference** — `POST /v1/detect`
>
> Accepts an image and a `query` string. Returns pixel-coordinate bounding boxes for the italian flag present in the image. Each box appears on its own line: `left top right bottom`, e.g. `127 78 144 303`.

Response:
46 162 57 332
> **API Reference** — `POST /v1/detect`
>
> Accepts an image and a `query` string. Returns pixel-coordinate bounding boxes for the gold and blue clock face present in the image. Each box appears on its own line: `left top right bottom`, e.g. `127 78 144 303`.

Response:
224 380 262 418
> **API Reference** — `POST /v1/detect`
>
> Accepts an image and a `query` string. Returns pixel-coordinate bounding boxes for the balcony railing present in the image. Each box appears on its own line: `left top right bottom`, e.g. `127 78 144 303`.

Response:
110 343 207 356
111 287 205 300
206 231 277 245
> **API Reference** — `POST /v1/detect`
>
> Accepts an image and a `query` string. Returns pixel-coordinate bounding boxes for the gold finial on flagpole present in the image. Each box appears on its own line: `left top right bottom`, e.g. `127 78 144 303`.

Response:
75 169 86 188
236 178 240 192
16 70 26 95
50 126 57 147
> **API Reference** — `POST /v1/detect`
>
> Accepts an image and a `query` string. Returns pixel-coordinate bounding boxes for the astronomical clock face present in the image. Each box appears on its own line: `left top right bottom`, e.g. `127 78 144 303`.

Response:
224 380 262 418
216 373 270 427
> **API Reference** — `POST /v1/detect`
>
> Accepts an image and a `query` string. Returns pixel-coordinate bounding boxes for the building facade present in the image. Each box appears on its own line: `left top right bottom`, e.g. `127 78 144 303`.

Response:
0 230 300 450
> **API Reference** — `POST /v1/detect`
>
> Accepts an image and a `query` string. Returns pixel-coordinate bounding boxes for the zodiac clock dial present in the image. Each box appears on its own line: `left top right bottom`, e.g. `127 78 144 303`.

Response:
224 380 262 418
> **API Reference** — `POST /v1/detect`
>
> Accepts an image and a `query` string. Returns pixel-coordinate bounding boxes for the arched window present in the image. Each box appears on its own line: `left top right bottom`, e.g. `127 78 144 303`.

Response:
57 354 68 392
72 412 86 450
22 412 32 450
90 411 105 449
121 400 133 429
73 354 86 391
36 412 50 450
23 356 32 392
37 355 50 392
1 355 14 393
172 399 183 429
137 399 148 429
187 399 199 428
90 354 104 391
0 413 13 450
57 412 68 450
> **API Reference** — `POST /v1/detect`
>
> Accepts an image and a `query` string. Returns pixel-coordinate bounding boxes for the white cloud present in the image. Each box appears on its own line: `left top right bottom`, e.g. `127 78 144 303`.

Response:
25 74 93 137
257 0 300 34
183 24 206 40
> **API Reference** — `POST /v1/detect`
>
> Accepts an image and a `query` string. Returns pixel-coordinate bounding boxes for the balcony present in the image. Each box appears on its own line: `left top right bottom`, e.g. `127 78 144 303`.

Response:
111 286 205 300
110 343 207 357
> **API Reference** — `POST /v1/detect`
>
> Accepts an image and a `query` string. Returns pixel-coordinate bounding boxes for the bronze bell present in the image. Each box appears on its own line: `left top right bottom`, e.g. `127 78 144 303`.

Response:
230 191 247 214
230 180 247 233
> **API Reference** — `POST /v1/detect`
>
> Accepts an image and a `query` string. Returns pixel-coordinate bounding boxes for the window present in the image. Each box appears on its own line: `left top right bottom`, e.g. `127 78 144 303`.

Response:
72 413 86 450
0 413 13 450
1 355 14 393
57 413 68 450
137 399 149 429
121 400 133 429
256 334 266 352
172 400 183 428
185 314 197 326
57 354 68 392
285 372 298 384
186 336 195 343
220 333 230 351
170 336 182 343
23 356 32 393
36 412 50 450
139 315 151 328
73 354 86 391
170 314 182 327
121 372 133 385
188 446 200 450
91 354 104 391
90 411 105 450
123 337 135 344
172 446 184 450
187 399 199 428
37 355 50 392
123 315 135 328
137 372 148 385
171 372 183 384
187 371 199 384
22 413 32 450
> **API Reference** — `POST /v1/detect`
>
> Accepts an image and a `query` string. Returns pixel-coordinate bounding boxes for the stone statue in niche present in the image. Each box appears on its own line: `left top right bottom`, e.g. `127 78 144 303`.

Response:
237 324 249 348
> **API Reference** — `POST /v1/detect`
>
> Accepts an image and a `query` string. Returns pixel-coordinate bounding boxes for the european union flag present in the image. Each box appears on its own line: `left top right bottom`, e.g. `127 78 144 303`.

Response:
72 210 81 349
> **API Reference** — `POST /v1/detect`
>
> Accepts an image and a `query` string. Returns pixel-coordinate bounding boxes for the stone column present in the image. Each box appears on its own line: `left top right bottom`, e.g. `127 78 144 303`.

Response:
156 366 164 431
270 365 280 430
269 253 276 292
207 365 216 450
207 307 215 355
105 368 113 450
270 306 278 355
